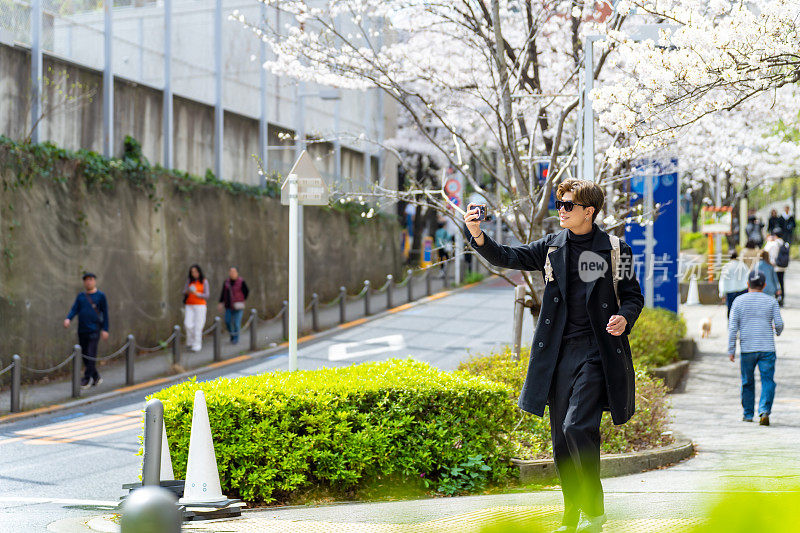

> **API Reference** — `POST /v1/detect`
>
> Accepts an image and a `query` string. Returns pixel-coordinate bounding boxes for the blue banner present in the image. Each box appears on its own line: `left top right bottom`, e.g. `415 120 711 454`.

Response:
537 162 556 210
624 160 680 313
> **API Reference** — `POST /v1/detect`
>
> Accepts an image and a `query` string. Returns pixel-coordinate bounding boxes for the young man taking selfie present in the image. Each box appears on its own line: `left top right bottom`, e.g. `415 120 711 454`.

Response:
464 179 644 533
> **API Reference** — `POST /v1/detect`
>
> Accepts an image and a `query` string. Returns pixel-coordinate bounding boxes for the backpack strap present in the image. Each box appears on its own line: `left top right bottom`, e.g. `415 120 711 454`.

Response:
544 236 621 307
543 246 558 283
609 235 621 307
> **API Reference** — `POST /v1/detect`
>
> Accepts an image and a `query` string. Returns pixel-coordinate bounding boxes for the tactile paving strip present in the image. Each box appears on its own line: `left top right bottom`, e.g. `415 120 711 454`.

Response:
182 505 704 533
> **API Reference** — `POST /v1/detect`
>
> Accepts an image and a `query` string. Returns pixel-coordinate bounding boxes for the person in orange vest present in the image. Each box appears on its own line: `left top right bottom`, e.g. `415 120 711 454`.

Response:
183 264 210 352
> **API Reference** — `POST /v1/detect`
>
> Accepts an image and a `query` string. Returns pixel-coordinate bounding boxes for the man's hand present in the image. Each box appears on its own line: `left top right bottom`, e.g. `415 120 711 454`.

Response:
63 319 70 329
464 203 484 245
101 330 109 341
217 303 224 312
729 353 735 362
606 315 627 336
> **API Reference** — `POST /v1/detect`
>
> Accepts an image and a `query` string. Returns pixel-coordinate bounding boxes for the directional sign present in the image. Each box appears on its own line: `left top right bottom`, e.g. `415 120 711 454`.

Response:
625 159 679 313
280 150 330 206
328 334 405 361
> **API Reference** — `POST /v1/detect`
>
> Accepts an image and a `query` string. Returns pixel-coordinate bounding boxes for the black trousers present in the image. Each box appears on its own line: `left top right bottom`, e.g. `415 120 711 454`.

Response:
78 332 100 381
777 271 785 306
549 333 606 526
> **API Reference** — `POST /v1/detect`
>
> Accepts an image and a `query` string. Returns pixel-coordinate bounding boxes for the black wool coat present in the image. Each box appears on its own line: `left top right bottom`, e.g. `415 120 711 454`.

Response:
470 225 644 425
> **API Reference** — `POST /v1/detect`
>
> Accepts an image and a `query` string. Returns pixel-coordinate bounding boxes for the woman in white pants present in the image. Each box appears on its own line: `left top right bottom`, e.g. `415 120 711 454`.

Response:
183 264 210 352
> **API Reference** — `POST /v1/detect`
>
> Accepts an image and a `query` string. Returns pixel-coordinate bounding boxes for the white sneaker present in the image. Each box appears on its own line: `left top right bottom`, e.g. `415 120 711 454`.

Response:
577 514 607 533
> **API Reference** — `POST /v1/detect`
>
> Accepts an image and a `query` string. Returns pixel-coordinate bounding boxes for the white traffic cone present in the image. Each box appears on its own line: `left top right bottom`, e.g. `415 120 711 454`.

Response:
178 390 228 504
686 275 701 306
161 422 175 481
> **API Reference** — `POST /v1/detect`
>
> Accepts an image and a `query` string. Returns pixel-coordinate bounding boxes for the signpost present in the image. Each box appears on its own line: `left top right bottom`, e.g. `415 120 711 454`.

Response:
625 160 679 313
700 206 732 281
281 151 330 371
444 168 463 284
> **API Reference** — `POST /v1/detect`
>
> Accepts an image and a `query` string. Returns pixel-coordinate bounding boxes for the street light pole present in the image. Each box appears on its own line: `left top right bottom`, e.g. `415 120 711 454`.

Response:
581 36 602 183
295 82 306 331
644 164 655 308
288 173 299 371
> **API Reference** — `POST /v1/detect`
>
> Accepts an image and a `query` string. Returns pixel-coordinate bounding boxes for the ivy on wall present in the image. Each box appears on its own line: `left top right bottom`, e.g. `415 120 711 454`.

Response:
0 135 396 264
0 134 280 198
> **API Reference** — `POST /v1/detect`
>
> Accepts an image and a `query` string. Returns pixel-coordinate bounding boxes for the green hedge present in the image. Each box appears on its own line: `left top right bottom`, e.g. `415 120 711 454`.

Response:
628 307 687 368
458 347 673 461
681 231 729 255
151 359 516 503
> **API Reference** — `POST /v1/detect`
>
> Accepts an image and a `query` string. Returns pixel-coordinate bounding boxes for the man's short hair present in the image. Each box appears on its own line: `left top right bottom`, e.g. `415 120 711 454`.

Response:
556 178 605 222
82 272 96 280
748 270 766 289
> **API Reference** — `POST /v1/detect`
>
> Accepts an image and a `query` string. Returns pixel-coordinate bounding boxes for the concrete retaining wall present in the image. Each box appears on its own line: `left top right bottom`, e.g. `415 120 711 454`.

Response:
0 160 401 369
513 438 695 484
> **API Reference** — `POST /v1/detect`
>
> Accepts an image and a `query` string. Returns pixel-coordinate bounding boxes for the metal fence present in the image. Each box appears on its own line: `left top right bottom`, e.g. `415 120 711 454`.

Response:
1 256 492 414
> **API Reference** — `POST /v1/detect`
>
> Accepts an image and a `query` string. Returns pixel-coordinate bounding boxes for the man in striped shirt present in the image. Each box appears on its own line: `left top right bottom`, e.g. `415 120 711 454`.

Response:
728 270 784 426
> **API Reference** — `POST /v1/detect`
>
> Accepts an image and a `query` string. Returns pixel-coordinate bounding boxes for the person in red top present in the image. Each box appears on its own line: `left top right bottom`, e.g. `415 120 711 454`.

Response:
183 264 210 352
218 266 250 344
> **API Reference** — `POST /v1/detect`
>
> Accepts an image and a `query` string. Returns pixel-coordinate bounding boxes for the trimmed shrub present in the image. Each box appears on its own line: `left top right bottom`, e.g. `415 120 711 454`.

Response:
150 359 516 503
458 346 673 461
628 307 687 368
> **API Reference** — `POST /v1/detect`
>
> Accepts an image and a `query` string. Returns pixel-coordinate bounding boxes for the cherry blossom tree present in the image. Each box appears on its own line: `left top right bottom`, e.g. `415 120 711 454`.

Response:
592 0 800 151
234 0 634 303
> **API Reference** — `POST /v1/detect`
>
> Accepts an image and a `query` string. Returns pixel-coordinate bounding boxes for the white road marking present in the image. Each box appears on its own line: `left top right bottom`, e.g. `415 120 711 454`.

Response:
328 334 405 361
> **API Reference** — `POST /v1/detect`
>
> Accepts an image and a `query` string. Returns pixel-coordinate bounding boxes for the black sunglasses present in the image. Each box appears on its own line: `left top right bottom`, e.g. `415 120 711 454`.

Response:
555 200 590 212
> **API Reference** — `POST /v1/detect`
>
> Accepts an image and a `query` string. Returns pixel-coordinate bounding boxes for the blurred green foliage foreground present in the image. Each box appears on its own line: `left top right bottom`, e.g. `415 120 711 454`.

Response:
473 489 800 532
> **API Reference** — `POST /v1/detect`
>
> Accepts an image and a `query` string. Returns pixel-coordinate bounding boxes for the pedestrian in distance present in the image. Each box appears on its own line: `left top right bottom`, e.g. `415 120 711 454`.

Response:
464 178 644 533
740 239 760 270
728 270 783 426
183 264 210 352
434 221 452 274
753 250 780 300
63 272 109 389
718 251 749 317
781 205 795 245
746 215 765 247
764 229 788 306
218 266 249 344
767 208 781 235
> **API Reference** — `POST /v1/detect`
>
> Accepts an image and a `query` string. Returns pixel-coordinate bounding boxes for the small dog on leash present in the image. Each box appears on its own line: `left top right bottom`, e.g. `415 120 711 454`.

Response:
700 317 713 338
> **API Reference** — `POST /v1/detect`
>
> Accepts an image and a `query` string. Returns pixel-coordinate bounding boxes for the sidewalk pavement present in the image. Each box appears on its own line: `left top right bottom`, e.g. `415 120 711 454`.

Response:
51 268 800 532
0 269 458 417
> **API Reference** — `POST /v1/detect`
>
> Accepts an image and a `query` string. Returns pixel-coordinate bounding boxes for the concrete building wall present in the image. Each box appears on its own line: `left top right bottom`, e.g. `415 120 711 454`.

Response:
0 0 399 188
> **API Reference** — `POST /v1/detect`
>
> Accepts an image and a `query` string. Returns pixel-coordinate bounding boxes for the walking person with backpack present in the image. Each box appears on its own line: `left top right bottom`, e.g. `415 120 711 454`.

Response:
183 264 210 352
764 230 790 305
63 273 109 388
746 215 765 247
218 266 249 344
728 270 783 426
464 178 644 533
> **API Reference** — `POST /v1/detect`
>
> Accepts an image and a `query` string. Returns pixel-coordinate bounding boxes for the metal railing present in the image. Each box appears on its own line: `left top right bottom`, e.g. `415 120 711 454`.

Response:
2 257 491 414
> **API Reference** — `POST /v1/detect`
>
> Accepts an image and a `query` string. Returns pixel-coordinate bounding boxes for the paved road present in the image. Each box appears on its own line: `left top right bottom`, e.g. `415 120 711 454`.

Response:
7 266 800 532
0 276 532 532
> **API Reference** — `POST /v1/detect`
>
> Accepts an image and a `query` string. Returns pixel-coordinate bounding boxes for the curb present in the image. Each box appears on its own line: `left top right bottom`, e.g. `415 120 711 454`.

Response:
678 338 697 361
512 437 695 484
0 275 498 426
651 360 690 392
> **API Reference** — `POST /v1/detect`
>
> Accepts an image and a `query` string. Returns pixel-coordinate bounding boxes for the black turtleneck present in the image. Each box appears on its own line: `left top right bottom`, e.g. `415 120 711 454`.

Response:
563 225 596 339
